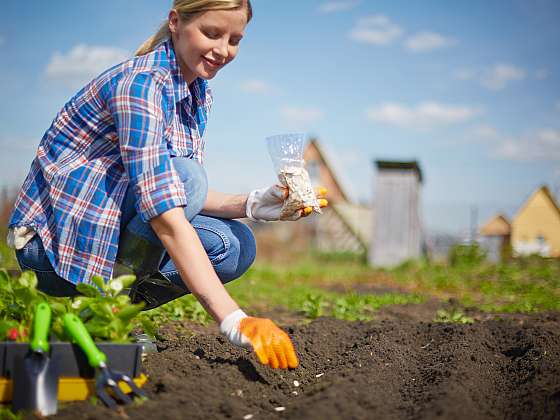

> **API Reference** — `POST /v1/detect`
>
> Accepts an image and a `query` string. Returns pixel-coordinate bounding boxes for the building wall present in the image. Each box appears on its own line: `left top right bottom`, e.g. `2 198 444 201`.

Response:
304 144 346 204
511 191 560 257
369 169 422 267
315 207 367 254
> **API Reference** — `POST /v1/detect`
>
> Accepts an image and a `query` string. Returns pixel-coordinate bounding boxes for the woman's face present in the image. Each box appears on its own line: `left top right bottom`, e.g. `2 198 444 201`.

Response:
169 8 247 84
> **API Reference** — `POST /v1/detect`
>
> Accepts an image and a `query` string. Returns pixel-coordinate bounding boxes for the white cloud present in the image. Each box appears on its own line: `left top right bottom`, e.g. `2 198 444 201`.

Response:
280 106 324 124
535 68 549 80
404 32 455 53
348 15 403 46
472 124 500 140
318 1 359 13
45 44 129 87
495 129 560 161
453 68 476 81
366 102 479 129
240 79 275 94
480 63 526 90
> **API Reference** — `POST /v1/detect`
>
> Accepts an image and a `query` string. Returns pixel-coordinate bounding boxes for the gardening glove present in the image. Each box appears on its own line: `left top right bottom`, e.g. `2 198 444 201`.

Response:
246 185 328 222
220 309 299 369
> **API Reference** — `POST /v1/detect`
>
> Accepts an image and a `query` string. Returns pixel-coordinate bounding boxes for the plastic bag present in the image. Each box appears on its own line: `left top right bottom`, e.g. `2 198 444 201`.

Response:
266 133 322 220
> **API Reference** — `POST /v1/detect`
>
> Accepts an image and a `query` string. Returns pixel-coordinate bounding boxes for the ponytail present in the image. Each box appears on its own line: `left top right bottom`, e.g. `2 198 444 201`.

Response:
135 23 171 56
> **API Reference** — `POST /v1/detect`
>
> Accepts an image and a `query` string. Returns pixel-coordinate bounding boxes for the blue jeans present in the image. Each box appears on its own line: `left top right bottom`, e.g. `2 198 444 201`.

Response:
15 157 256 309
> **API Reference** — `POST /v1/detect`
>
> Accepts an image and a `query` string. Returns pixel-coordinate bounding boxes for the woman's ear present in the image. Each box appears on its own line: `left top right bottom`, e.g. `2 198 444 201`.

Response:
168 9 179 34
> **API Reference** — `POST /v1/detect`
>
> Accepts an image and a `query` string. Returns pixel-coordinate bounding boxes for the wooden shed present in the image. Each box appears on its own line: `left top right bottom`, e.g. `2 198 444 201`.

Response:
368 160 423 267
511 185 560 257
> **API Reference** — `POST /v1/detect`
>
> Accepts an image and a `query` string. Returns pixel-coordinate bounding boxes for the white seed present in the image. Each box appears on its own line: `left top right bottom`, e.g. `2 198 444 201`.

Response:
315 373 324 378
292 391 298 396
293 380 300 387
275 407 286 412
243 415 253 420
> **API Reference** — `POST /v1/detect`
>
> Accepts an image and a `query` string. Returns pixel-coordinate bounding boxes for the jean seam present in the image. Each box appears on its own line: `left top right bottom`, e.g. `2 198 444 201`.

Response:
191 223 231 264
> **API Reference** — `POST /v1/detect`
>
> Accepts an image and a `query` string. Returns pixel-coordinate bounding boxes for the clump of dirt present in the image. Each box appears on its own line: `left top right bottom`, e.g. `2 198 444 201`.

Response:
41 314 560 420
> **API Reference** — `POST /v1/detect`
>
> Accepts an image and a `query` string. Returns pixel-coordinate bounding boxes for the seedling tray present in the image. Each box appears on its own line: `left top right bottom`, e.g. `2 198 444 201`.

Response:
0 341 145 402
0 342 142 378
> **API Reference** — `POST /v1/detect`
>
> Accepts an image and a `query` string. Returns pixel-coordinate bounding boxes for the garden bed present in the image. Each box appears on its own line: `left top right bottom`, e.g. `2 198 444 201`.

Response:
46 311 560 420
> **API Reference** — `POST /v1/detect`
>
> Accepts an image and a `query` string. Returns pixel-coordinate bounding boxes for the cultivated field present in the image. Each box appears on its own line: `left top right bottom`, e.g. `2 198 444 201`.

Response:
40 247 560 420
1 237 559 419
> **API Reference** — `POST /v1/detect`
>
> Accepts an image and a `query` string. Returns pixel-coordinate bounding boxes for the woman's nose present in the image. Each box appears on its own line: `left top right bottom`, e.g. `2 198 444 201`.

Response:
214 39 229 60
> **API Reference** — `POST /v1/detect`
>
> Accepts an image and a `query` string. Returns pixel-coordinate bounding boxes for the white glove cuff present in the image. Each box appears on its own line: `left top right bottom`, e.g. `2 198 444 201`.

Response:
245 190 259 222
219 309 251 348
245 189 272 223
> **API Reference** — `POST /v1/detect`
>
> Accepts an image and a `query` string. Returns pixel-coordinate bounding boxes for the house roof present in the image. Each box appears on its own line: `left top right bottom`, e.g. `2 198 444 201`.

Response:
513 185 560 222
307 138 350 202
479 213 511 236
374 160 423 184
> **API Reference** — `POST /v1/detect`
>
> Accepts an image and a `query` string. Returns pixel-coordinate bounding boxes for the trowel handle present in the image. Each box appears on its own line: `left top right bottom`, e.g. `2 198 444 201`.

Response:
30 302 51 353
63 313 107 368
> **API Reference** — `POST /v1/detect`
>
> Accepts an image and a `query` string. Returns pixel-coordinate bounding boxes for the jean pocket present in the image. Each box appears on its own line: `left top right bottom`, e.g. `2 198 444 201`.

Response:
16 236 53 273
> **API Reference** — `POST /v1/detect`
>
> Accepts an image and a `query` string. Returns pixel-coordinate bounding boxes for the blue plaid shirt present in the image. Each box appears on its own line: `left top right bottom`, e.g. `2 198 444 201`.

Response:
9 39 212 285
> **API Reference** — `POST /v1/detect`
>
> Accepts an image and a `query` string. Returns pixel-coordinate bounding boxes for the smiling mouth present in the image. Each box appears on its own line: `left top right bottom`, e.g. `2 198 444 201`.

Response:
203 57 223 69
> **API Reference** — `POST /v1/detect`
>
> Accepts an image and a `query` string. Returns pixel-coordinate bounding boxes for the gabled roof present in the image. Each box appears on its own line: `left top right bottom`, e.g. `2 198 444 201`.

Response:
513 185 560 221
306 138 350 202
480 213 511 236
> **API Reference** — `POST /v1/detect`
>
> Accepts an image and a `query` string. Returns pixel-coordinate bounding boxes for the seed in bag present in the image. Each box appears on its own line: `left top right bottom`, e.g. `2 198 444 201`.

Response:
278 166 322 220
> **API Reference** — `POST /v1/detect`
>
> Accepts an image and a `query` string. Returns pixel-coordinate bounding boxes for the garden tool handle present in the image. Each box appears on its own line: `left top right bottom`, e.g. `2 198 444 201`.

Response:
63 313 107 368
30 302 51 353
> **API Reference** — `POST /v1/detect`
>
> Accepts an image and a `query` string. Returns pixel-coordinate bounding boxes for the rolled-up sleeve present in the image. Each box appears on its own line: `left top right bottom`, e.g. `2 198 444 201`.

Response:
108 71 186 222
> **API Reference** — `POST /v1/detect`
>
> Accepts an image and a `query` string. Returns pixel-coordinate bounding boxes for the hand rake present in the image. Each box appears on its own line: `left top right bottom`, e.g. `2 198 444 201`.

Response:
63 313 145 408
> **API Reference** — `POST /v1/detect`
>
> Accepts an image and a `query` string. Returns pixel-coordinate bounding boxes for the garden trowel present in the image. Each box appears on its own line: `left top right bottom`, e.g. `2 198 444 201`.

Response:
12 302 59 416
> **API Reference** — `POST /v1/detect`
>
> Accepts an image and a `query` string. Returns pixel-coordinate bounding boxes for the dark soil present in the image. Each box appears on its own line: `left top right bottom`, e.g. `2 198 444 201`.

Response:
42 312 560 420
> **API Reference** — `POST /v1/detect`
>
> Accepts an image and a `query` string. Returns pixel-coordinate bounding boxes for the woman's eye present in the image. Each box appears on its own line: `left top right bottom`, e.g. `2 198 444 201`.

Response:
204 31 220 40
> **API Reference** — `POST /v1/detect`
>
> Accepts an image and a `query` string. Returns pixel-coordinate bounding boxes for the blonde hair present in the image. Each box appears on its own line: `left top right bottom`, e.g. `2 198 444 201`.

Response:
135 0 252 56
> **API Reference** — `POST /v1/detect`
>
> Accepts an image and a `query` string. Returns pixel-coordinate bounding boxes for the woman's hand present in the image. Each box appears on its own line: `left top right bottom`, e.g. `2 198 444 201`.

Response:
246 185 328 222
220 309 299 369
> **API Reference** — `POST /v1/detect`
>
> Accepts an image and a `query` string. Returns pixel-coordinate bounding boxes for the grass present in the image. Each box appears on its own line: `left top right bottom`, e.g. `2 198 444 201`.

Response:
388 253 560 313
2 240 558 328
221 261 424 322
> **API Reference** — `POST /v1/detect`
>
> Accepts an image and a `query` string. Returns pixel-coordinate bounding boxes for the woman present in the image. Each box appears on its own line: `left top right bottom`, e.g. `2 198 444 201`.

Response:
7 0 326 370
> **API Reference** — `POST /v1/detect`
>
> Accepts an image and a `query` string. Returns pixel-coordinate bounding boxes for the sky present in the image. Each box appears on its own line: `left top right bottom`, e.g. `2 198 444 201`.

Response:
1 0 559 235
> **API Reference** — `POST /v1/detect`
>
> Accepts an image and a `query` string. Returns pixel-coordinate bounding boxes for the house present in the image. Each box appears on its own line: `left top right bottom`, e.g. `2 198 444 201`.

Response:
511 185 560 257
478 213 511 262
479 185 560 259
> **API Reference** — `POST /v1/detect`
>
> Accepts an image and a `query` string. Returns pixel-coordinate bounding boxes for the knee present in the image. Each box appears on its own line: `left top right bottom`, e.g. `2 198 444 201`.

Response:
172 158 208 220
214 221 256 283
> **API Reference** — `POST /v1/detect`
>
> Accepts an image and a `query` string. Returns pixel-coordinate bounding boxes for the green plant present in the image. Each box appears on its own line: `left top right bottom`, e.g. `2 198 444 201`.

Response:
448 243 487 267
0 269 146 342
434 308 474 324
331 294 372 321
0 269 49 341
57 274 145 342
301 293 327 318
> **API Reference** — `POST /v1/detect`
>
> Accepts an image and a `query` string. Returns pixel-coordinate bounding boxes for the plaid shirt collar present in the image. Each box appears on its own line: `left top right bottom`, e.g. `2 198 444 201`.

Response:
165 39 209 106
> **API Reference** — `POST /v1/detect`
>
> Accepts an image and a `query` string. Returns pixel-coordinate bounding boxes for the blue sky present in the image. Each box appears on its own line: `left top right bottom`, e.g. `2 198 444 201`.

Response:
1 0 559 235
